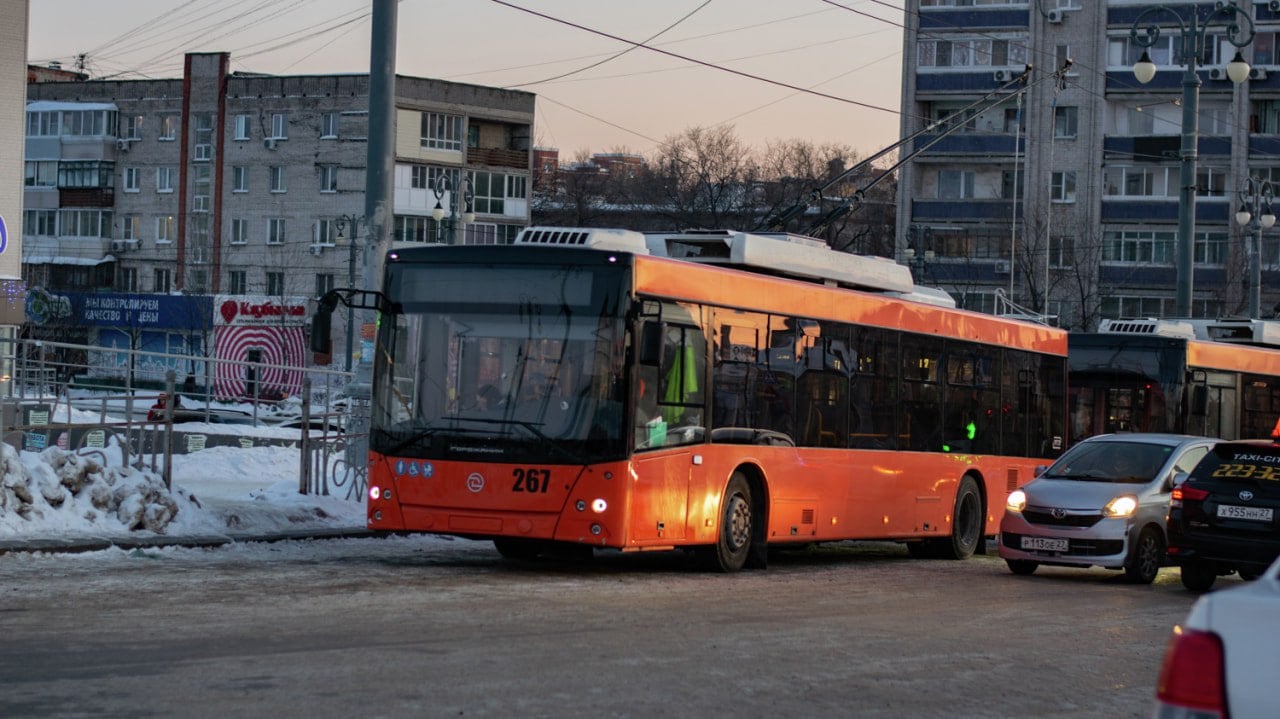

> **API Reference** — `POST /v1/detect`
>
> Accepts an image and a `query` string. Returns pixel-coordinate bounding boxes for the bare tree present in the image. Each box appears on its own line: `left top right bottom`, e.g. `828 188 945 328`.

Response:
642 125 763 230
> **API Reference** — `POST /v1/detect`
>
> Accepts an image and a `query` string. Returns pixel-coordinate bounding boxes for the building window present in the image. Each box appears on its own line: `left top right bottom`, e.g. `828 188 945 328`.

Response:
471 171 504 214
118 267 138 292
1051 171 1077 202
1049 234 1073 269
194 113 213 161
321 112 338 139
319 165 337 193
59 110 115 136
270 166 286 193
410 165 430 189
154 268 171 293
266 271 285 296
230 218 248 245
937 170 975 199
268 218 286 245
159 115 177 140
59 161 115 189
123 167 140 192
394 215 433 243
505 174 528 199
156 215 175 244
24 209 57 236
316 219 336 246
121 114 142 140
420 112 463 151
232 166 248 192
121 215 141 241
270 113 288 140
157 167 174 193
228 270 247 295
24 161 57 187
1054 106 1078 139
58 209 112 238
234 114 251 140
316 273 335 298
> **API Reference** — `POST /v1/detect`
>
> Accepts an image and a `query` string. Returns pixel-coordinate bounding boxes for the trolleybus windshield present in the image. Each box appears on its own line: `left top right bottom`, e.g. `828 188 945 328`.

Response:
371 261 628 464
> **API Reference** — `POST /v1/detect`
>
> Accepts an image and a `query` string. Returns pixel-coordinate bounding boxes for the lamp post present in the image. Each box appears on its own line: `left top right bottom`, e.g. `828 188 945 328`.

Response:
904 247 934 283
432 172 475 245
334 213 364 372
1130 4 1254 318
1235 176 1276 320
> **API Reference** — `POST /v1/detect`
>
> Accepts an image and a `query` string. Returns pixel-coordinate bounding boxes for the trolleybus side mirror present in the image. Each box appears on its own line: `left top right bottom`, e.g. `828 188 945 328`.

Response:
311 304 334 354
638 322 666 367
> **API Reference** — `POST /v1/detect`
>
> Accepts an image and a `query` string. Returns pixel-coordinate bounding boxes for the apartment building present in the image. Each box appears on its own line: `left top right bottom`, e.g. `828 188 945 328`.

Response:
22 52 534 394
897 1 1280 329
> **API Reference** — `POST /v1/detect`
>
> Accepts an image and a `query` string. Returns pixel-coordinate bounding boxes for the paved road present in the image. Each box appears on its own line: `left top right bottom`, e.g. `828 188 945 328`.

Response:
0 537 1216 718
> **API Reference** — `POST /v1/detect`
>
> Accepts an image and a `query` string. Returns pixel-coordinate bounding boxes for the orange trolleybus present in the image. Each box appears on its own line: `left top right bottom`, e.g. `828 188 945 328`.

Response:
318 228 1067 571
1070 318 1280 442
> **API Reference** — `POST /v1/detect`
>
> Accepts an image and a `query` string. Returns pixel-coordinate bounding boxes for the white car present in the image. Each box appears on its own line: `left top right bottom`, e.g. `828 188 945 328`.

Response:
1152 555 1279 718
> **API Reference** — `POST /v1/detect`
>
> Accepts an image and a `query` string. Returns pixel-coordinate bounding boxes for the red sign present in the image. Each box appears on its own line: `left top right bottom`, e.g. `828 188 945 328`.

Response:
216 297 307 326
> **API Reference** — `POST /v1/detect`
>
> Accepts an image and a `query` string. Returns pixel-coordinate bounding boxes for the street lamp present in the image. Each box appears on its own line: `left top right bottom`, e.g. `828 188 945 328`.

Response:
1130 4 1255 318
904 247 934 283
334 213 365 372
431 172 475 245
1235 176 1276 320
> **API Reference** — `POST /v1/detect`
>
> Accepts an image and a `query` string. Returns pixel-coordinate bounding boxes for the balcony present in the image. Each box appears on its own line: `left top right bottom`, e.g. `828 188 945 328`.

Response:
911 133 1023 157
468 147 528 170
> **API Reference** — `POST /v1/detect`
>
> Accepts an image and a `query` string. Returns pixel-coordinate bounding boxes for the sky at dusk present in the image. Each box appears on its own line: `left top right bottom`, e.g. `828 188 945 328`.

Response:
27 0 907 160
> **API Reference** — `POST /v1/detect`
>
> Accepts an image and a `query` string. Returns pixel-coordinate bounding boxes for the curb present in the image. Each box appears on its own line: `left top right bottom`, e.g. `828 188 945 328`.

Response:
0 527 378 556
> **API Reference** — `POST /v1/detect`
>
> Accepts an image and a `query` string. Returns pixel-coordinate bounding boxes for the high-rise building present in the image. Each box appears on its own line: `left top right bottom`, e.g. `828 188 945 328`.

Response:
22 52 535 391
897 1 1280 329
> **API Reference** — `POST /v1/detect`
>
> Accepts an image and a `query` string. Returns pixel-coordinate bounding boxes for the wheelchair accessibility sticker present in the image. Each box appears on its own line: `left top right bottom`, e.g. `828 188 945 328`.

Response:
394 460 434 478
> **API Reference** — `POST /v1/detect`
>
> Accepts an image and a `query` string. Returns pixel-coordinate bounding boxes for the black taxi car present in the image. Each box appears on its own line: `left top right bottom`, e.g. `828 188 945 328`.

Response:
1167 437 1280 591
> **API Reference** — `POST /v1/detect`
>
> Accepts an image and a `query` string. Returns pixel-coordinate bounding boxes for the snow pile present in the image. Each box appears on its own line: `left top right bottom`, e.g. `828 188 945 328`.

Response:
0 443 196 536
0 442 367 541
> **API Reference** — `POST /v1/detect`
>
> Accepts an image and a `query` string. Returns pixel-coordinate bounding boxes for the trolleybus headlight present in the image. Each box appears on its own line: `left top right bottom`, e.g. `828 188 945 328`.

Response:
1005 489 1027 513
591 498 607 513
1103 494 1138 518
369 486 381 501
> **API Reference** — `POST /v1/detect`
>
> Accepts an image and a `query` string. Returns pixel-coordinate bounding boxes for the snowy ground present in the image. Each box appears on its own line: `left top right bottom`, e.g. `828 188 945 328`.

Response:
0 440 366 541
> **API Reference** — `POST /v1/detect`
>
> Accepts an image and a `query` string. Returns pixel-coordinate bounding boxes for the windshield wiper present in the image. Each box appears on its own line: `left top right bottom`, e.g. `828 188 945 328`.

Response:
378 423 440 457
463 416 591 465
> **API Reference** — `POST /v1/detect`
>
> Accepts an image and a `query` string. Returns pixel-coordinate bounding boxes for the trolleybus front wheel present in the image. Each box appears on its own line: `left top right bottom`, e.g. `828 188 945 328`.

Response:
705 472 754 572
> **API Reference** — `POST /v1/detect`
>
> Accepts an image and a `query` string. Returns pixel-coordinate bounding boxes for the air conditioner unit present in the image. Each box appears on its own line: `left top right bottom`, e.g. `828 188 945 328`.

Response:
1208 67 1227 81
994 260 1011 274
264 138 278 150
116 138 130 151
1251 67 1269 81
109 240 127 253
1270 0 1279 12
1046 8 1063 23
309 245 324 256
993 69 1010 83
125 239 140 250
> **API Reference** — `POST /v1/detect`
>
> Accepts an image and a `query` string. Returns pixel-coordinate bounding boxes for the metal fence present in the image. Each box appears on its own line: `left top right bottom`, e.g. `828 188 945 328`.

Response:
0 337 366 498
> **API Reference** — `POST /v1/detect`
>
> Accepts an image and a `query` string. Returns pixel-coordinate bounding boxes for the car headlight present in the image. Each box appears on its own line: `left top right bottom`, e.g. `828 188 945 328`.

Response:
1006 489 1027 513
1103 495 1138 518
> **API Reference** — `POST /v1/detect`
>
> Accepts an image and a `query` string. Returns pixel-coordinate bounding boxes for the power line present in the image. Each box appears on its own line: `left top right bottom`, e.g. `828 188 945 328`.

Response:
504 0 712 88
488 0 900 116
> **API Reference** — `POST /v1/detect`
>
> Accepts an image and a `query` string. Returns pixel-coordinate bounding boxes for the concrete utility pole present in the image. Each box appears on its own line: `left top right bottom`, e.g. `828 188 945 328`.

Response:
352 0 397 388
344 0 396 460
